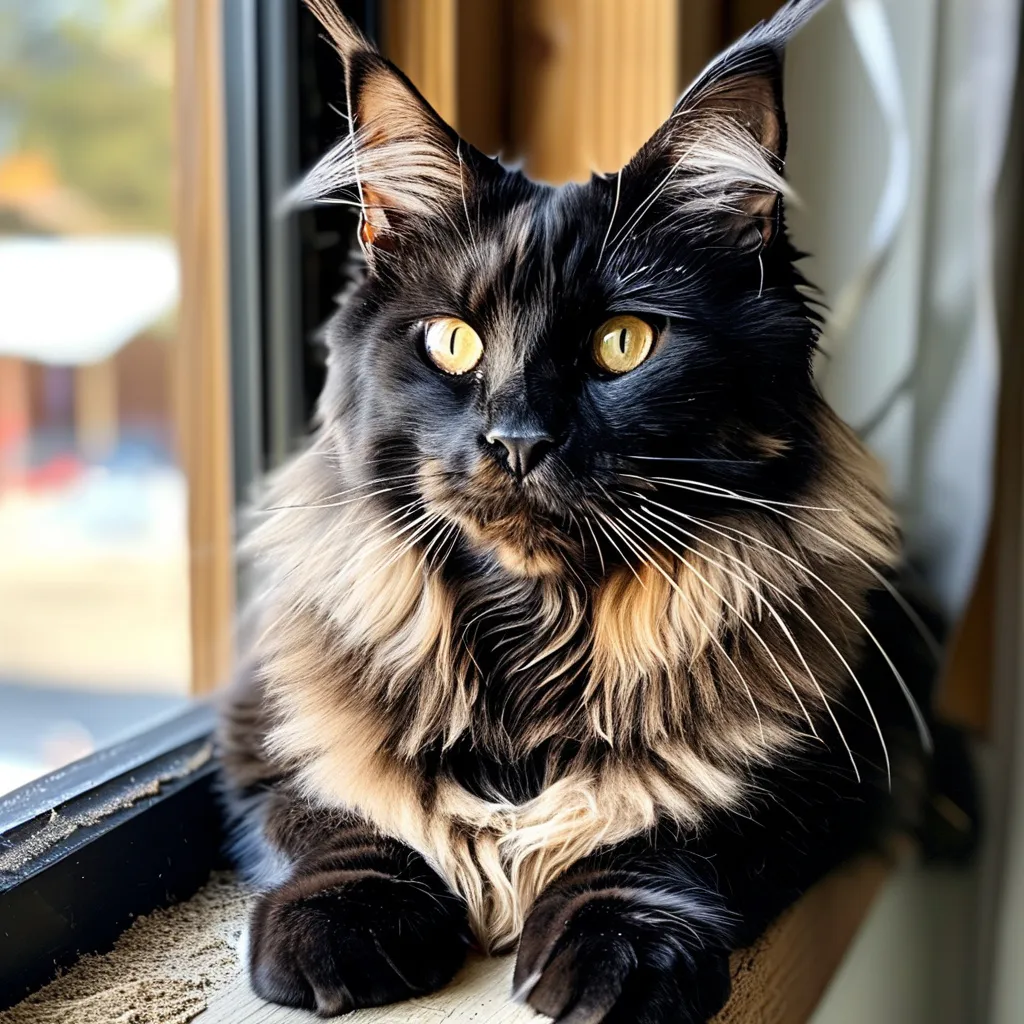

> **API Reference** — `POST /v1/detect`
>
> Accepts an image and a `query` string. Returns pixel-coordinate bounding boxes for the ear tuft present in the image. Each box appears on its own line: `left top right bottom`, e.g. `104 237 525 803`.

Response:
286 0 467 247
302 0 371 62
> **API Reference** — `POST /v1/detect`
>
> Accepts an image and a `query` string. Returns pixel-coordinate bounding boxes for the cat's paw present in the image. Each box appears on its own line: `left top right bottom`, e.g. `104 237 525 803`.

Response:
248 869 468 1016
514 884 733 1024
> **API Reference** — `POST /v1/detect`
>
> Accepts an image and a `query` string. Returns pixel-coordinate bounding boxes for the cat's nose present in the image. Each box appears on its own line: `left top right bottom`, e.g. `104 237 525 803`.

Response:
485 428 555 480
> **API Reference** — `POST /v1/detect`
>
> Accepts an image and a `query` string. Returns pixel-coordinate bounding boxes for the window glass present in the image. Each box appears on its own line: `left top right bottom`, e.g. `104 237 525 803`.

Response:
0 0 188 795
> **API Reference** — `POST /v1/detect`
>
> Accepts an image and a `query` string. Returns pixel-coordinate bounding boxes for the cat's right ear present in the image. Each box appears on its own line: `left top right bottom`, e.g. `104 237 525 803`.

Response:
287 0 467 252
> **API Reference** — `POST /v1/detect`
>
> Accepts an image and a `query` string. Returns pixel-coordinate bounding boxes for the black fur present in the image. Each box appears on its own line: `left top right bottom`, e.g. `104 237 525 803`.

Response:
512 585 942 1024
248 817 469 1014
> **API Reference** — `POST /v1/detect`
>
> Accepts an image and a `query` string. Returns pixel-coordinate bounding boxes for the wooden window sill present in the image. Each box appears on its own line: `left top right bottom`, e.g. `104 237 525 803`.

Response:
5 857 887 1023
194 857 889 1023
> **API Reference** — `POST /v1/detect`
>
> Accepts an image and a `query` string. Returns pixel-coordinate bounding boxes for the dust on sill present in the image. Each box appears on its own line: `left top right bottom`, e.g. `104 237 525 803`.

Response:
0 872 249 1024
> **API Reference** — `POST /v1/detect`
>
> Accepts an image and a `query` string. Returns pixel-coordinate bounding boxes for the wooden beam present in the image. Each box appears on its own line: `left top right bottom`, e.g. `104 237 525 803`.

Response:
0 356 30 485
173 0 235 696
727 0 787 39
680 0 724 91
382 0 458 127
939 532 994 734
509 0 679 183
456 0 509 155
714 857 889 1022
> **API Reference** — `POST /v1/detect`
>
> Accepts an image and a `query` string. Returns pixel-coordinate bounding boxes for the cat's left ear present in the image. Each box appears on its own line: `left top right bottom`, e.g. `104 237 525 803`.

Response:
625 0 827 251
288 0 469 250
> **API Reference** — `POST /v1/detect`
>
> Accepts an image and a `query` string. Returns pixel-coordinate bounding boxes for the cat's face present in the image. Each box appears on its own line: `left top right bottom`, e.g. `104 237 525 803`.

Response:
302 3 824 577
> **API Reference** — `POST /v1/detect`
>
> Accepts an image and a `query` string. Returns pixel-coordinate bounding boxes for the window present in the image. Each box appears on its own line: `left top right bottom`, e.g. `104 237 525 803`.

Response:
0 0 190 795
0 0 233 1004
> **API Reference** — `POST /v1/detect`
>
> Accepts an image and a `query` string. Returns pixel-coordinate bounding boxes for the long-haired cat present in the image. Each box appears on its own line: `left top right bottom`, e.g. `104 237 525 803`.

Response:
219 1 967 1020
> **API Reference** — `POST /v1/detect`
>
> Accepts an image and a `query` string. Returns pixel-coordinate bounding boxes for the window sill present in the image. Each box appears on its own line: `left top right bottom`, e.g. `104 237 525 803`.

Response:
203 856 890 1022
5 856 889 1023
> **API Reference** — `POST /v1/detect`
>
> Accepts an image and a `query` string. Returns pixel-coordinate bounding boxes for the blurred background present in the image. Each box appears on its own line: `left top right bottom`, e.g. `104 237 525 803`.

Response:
0 0 189 793
1 0 1023 1020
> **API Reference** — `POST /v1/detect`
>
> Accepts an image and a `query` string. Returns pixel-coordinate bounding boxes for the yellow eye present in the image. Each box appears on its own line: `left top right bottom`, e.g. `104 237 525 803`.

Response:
592 315 655 374
424 318 484 375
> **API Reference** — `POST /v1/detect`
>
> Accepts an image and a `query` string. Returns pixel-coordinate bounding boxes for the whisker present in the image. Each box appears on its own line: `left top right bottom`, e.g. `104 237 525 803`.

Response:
592 515 644 589
598 510 766 746
605 509 820 743
630 474 842 513
360 512 443 585
631 502 868 783
265 501 431 626
628 471 932 747
248 491 432 654
654 504 901 777
413 516 457 577
677 506 933 753
456 140 477 249
582 513 607 577
625 456 761 466
567 508 587 562
392 515 460 609
335 502 435 575
388 515 453 609
434 518 463 569
255 495 427 601
343 497 429 547
561 545 590 591
552 507 593 590
747 498 943 664
258 471 425 513
597 167 623 268
341 75 370 262
605 150 690 264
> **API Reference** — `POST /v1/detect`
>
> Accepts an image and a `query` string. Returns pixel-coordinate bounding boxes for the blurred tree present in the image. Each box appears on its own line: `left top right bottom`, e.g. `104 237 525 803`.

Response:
0 0 173 233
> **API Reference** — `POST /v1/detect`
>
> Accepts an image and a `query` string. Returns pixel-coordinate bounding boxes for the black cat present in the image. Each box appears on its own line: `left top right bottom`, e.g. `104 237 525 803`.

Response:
219 1 970 1020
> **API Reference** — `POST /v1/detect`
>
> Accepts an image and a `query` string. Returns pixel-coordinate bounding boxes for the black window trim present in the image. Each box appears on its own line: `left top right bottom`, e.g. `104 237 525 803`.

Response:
0 704 222 1010
0 0 380 1010
0 703 215 837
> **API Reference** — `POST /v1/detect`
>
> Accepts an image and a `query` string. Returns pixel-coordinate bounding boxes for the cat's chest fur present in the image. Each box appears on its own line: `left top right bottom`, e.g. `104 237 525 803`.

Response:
251 432 885 947
266 643 750 950
259 546 786 948
423 735 570 806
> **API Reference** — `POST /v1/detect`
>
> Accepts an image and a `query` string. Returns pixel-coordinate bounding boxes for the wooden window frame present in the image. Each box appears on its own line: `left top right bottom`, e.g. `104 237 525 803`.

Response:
175 0 236 697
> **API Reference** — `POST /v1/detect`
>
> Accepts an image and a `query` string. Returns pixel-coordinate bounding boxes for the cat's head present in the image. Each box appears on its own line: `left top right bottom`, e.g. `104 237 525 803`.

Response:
297 0 865 580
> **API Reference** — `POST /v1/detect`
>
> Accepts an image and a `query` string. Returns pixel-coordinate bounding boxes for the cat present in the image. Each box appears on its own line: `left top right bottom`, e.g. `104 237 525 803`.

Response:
218 1 965 1020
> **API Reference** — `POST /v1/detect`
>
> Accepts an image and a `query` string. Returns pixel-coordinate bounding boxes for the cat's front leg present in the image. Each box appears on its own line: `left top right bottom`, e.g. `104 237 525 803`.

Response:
246 815 469 1016
514 843 737 1024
